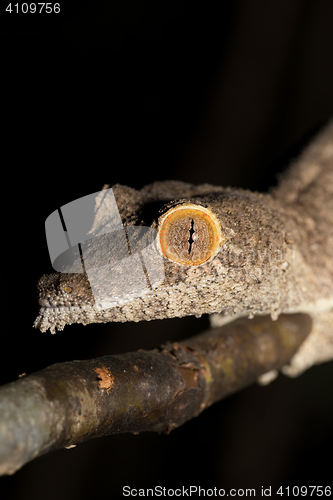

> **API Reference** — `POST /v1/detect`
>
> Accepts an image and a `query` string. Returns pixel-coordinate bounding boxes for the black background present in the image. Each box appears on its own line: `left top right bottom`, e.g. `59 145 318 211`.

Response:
1 1 333 498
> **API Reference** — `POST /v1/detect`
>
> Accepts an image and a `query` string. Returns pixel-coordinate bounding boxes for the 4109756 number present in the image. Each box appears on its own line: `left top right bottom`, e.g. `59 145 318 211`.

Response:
277 486 331 496
6 3 60 13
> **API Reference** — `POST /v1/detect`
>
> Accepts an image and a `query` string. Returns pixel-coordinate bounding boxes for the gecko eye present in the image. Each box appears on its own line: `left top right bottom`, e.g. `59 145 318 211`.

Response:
62 285 74 294
157 204 226 266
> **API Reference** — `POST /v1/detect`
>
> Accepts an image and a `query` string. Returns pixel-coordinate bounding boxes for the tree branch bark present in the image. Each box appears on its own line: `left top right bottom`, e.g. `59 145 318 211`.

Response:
0 313 311 476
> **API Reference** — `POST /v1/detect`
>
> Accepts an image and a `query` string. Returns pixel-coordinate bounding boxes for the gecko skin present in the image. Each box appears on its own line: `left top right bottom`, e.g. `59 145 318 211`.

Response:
35 122 333 376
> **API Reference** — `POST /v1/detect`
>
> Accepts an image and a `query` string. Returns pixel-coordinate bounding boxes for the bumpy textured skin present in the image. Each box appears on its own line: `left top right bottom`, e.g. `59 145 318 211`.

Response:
34 122 333 376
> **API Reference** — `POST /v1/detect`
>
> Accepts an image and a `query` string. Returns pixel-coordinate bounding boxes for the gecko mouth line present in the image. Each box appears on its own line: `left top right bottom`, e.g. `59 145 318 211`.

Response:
38 299 93 309
38 304 95 312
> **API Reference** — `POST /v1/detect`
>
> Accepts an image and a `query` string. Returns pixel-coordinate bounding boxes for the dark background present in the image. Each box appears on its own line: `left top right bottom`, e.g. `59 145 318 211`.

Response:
1 1 333 498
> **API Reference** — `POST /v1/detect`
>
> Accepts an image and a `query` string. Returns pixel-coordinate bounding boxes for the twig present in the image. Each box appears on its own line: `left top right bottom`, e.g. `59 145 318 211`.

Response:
0 313 311 475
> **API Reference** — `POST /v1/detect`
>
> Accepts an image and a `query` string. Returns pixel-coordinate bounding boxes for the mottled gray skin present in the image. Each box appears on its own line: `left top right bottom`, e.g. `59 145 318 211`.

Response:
35 122 333 376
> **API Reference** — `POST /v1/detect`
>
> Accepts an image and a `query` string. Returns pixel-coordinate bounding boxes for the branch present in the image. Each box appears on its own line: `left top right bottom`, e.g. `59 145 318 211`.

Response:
0 313 311 475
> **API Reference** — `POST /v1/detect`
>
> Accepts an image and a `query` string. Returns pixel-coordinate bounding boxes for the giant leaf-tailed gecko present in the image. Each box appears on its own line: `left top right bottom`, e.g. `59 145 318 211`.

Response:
34 121 333 377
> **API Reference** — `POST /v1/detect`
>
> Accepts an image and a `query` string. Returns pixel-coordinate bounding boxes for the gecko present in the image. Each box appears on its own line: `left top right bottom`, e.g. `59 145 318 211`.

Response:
34 121 333 377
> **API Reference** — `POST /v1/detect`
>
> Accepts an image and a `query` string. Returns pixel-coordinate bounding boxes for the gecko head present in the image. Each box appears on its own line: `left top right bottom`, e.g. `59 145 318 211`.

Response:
34 182 296 333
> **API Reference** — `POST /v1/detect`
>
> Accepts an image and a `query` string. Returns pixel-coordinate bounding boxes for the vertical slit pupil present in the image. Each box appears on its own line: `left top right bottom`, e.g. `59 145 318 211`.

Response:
188 219 195 254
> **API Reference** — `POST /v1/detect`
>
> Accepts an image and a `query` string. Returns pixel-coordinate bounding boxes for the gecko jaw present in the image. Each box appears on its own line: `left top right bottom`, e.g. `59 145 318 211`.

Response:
34 303 99 334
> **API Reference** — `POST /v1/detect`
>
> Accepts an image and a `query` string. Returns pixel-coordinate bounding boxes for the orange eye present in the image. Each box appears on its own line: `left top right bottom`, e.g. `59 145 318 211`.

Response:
158 204 226 266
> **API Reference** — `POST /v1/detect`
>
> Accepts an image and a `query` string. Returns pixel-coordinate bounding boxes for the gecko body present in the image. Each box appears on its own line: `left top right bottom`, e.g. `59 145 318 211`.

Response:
35 122 333 376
